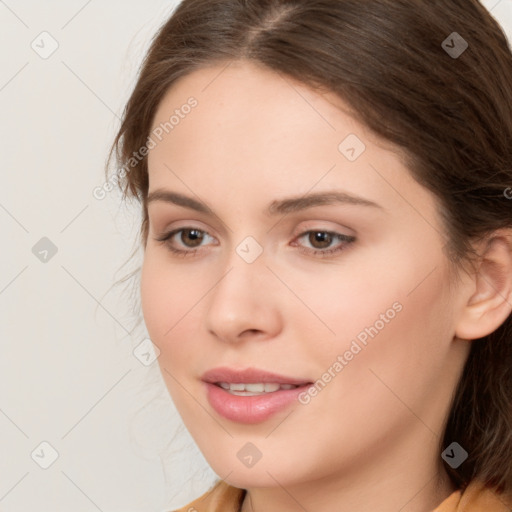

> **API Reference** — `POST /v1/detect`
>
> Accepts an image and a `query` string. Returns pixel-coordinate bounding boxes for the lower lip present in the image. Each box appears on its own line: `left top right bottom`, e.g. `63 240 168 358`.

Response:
204 382 311 424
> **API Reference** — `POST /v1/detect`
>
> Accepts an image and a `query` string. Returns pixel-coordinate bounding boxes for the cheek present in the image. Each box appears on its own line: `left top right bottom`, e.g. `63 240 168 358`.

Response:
140 252 208 372
140 254 167 338
283 265 454 469
294 242 454 390
313 263 454 421
140 251 197 334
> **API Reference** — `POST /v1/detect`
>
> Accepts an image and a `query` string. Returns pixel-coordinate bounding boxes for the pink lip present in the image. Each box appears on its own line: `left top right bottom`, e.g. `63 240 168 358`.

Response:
201 367 312 386
201 367 313 424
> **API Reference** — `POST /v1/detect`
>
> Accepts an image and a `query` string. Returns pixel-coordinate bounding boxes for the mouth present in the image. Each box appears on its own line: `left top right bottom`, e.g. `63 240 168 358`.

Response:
201 367 314 423
214 382 302 396
201 366 312 388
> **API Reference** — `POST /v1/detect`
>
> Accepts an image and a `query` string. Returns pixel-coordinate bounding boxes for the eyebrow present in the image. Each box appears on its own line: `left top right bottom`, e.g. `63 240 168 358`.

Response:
146 189 383 215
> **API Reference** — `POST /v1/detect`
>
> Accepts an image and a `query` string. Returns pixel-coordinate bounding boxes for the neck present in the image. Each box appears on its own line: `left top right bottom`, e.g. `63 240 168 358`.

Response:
240 434 458 512
241 470 456 512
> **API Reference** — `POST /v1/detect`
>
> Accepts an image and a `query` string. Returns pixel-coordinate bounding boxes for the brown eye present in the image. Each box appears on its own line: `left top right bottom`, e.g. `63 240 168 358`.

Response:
308 231 333 249
155 227 216 257
179 229 205 247
294 230 356 258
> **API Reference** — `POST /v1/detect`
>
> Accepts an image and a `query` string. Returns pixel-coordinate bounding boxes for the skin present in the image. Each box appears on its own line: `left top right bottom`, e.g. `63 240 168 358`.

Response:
140 60 512 512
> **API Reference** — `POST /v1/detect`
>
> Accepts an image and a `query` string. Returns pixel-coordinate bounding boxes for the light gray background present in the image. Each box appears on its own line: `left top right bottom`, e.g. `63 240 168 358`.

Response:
1 1 511 511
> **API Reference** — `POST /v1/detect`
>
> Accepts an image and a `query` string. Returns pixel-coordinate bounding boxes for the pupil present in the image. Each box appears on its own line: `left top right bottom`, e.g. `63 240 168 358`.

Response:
183 229 203 247
310 231 332 249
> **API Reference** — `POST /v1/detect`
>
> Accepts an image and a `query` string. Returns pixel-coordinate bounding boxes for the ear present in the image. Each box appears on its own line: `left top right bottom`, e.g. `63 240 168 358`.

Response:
455 229 512 341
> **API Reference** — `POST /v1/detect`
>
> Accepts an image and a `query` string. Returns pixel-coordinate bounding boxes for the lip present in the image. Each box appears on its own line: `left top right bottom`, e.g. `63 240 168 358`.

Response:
201 367 313 424
201 367 312 386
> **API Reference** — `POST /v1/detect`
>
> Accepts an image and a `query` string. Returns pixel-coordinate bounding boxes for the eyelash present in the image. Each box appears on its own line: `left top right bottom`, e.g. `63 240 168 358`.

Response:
155 227 356 258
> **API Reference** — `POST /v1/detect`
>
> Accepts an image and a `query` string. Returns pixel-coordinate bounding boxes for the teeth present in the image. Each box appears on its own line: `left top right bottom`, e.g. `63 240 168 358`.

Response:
245 383 265 392
217 382 298 395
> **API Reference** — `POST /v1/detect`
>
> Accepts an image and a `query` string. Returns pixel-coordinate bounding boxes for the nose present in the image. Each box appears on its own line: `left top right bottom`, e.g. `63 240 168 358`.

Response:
204 250 283 344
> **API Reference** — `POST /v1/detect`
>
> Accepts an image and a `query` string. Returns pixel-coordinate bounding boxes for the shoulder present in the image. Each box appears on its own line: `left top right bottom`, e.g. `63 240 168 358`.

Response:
170 479 246 512
433 480 512 512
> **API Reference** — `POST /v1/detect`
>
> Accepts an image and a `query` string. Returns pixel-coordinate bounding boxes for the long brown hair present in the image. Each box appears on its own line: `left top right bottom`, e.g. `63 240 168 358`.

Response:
108 0 512 495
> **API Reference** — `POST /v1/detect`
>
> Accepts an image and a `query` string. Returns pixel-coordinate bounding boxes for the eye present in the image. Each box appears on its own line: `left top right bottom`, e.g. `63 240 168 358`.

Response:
155 227 216 257
293 230 356 257
155 227 355 259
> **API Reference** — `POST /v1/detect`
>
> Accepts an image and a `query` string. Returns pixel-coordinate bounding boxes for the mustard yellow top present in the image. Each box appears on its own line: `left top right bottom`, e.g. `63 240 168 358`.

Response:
172 479 512 512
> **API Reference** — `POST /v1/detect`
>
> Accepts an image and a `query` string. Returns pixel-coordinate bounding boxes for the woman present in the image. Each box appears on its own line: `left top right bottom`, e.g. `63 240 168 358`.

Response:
108 0 512 510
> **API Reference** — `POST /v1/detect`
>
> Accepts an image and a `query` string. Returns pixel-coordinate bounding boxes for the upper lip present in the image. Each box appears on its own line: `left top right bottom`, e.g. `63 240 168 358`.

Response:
201 367 312 386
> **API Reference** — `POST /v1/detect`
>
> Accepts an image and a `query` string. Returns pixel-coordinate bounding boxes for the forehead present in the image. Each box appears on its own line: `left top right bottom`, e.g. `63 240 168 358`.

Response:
147 60 438 227
150 59 368 145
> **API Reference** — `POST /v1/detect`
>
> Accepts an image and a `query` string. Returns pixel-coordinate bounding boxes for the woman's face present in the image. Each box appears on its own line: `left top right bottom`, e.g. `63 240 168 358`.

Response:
141 60 470 491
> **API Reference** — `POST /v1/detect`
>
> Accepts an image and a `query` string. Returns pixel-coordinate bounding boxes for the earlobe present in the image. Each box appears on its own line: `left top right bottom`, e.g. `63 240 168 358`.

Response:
455 230 512 341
